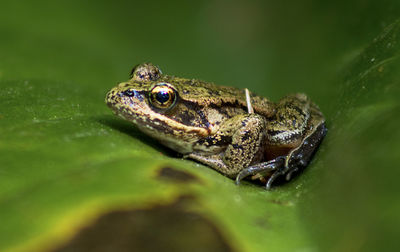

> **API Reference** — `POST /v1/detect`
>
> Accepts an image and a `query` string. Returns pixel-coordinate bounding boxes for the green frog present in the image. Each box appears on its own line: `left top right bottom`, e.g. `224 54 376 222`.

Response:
106 63 327 189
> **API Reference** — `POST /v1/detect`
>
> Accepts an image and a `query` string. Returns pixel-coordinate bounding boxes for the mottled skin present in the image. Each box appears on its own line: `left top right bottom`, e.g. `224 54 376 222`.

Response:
106 63 327 189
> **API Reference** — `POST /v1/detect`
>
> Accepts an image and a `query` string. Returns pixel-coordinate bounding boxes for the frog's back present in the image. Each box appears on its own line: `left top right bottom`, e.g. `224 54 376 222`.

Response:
162 76 275 117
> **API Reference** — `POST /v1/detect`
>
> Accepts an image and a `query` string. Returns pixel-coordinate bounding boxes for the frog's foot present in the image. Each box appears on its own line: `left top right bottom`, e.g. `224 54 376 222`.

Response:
235 156 286 190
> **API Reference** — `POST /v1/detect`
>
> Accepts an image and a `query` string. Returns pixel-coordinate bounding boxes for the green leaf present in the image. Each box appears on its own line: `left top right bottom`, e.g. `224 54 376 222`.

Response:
1 1 400 251
303 20 400 251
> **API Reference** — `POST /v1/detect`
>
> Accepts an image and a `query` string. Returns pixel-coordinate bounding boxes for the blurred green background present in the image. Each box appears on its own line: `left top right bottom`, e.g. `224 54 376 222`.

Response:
1 0 400 251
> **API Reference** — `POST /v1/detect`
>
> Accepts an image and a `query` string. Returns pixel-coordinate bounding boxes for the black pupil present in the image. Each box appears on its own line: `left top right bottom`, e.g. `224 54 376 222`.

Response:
156 90 170 104
123 89 136 97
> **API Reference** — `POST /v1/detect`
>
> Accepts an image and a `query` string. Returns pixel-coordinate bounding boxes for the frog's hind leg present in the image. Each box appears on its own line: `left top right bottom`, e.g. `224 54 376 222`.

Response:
265 93 311 159
236 122 326 189
236 94 327 189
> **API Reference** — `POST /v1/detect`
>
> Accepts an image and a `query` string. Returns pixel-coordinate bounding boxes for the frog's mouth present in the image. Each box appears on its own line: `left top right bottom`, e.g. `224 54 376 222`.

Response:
111 103 211 154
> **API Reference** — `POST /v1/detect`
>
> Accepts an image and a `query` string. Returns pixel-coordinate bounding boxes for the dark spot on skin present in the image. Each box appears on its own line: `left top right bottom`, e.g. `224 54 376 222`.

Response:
241 131 251 141
197 110 210 128
52 196 233 252
157 167 200 183
267 129 285 136
232 143 242 149
233 99 240 107
173 108 196 126
196 135 231 147
207 89 220 96
292 105 307 117
292 119 297 128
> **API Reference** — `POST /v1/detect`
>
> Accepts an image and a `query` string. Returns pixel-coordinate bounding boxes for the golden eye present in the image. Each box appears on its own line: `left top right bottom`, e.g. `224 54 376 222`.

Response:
149 83 177 109
130 63 162 81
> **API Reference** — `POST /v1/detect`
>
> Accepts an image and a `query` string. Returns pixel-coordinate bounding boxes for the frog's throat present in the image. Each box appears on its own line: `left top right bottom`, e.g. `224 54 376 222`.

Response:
132 115 211 154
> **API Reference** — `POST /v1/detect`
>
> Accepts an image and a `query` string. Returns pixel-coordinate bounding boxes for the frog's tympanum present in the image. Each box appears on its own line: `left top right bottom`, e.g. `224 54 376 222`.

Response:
106 63 327 189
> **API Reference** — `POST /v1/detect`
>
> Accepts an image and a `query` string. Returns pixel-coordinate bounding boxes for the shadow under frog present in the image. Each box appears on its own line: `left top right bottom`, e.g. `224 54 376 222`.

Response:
97 115 179 158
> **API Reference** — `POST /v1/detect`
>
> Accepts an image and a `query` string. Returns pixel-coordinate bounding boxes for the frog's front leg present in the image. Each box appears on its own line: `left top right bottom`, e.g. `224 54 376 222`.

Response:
236 94 327 189
188 113 267 178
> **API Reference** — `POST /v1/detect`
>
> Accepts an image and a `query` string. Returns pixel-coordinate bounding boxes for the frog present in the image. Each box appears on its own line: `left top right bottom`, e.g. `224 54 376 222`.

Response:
105 63 327 189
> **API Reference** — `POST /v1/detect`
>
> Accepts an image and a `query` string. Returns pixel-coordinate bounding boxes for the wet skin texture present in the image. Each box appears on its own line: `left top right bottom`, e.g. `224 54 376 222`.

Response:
106 63 327 189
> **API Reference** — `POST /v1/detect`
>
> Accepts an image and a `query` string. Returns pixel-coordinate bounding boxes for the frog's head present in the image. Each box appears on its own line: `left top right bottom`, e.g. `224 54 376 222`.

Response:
105 63 209 153
106 63 179 118
106 80 179 119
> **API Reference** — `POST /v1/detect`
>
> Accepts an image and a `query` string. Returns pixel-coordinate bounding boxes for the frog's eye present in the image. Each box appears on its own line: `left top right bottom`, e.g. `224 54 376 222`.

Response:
130 63 162 82
149 83 177 110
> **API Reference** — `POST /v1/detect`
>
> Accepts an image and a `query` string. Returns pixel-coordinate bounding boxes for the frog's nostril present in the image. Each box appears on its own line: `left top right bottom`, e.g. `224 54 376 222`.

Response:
122 89 136 97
